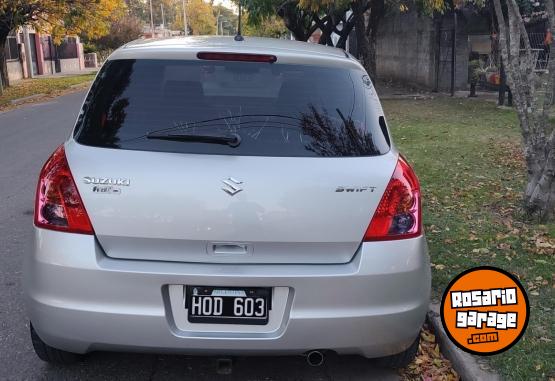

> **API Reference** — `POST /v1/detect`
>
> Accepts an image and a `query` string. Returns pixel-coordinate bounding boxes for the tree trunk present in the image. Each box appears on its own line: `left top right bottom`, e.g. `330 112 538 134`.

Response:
492 0 555 220
522 0 555 219
318 31 331 45
0 32 10 90
498 60 506 106
524 151 555 220
353 3 372 77
367 22 379 80
353 0 382 80
281 16 307 41
316 14 335 46
277 3 311 41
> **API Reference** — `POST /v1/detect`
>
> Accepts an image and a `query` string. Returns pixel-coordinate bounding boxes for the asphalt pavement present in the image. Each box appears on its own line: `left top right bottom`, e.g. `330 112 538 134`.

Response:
0 91 399 381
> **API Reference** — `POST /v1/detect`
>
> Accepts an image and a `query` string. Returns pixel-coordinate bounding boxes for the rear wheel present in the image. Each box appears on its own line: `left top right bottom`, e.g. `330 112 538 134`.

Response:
377 335 420 369
30 323 82 364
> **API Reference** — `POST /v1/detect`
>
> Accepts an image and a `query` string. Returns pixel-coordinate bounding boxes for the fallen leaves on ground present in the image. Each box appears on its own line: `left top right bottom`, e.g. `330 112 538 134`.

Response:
400 325 459 381
524 232 555 256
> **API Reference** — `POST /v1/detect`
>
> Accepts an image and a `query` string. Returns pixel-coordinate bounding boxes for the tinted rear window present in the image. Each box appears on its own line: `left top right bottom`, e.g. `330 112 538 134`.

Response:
74 59 389 157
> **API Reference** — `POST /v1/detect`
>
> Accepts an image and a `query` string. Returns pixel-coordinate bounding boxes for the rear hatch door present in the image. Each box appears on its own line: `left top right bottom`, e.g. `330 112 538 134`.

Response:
67 142 397 264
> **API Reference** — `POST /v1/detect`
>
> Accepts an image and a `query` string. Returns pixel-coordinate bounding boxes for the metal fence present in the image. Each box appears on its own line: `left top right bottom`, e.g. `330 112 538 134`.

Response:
527 32 550 71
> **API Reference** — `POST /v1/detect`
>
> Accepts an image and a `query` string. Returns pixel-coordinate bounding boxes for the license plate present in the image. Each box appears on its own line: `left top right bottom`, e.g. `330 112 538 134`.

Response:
185 286 272 325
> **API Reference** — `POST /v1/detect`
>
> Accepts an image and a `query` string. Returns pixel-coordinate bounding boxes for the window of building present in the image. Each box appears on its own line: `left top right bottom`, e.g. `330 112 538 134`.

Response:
5 35 19 61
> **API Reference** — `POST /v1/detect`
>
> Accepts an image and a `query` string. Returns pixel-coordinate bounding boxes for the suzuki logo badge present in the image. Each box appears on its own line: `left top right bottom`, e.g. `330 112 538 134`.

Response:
222 177 243 196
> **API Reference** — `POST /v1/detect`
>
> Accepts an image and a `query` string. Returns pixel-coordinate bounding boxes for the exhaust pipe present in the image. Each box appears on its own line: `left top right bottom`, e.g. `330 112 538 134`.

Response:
305 350 325 366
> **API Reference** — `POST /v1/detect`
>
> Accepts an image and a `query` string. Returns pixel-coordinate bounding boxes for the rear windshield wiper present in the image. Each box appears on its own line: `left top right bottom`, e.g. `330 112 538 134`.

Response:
146 132 241 147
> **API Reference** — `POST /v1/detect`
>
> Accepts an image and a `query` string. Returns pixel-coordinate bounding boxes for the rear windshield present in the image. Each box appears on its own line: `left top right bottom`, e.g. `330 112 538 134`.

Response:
74 59 390 157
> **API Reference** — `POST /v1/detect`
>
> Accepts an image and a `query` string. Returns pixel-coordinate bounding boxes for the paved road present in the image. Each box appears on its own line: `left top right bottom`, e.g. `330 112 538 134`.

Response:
0 91 399 381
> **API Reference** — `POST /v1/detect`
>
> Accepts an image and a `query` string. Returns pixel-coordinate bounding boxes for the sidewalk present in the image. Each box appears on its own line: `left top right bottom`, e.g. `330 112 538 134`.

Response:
10 67 97 85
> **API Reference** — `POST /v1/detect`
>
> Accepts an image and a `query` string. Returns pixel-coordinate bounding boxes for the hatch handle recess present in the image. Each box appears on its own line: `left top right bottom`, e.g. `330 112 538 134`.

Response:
210 243 251 256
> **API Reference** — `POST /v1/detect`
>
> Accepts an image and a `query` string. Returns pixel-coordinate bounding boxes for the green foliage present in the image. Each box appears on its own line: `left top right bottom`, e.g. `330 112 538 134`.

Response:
420 0 448 13
187 0 217 34
297 0 351 12
126 0 150 22
234 0 281 25
156 0 215 34
243 15 289 37
214 4 238 35
516 0 548 22
468 59 483 82
86 16 143 53
236 0 448 44
0 0 126 42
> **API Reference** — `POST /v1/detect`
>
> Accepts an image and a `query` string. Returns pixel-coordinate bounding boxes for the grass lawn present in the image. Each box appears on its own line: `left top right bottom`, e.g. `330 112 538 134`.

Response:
383 97 554 381
0 73 96 108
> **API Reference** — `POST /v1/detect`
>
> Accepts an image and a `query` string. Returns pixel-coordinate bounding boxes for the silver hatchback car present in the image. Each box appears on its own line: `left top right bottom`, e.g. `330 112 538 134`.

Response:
24 36 430 368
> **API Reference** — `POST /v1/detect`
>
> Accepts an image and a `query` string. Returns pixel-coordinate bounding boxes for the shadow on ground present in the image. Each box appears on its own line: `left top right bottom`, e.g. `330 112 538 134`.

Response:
37 352 398 381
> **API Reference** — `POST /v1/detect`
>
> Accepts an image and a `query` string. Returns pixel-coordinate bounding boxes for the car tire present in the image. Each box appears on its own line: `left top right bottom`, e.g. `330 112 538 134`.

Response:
376 335 420 369
30 323 82 364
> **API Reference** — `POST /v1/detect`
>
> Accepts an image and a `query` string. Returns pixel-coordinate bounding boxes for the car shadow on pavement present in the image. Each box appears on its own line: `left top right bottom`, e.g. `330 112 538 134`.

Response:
38 352 399 381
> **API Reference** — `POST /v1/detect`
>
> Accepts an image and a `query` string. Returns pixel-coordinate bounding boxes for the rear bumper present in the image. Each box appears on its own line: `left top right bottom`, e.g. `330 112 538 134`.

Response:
24 228 431 358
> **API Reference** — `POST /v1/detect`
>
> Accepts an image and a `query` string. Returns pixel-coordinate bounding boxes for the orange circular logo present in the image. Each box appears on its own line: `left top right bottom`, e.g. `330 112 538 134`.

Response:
440 266 529 355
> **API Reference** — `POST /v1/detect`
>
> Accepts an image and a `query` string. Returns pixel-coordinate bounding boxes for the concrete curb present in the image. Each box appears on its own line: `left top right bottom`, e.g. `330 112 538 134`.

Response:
10 93 45 104
428 303 502 381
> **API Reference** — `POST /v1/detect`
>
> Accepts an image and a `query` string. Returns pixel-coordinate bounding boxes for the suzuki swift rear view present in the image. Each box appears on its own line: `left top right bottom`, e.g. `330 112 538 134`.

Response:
24 36 430 368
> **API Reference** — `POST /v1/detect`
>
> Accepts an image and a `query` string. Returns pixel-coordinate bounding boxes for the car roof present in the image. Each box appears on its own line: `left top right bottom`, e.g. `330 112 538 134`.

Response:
108 36 362 70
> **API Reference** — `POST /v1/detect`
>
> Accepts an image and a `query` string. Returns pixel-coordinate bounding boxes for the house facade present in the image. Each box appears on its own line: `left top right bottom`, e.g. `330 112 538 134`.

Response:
4 26 87 83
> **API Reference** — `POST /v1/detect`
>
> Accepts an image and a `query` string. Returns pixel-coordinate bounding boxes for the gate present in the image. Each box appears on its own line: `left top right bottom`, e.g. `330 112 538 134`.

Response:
436 27 455 92
40 36 60 73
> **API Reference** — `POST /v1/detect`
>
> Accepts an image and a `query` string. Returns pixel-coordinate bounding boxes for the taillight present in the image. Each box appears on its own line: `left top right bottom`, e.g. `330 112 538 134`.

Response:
364 155 421 241
34 145 94 234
